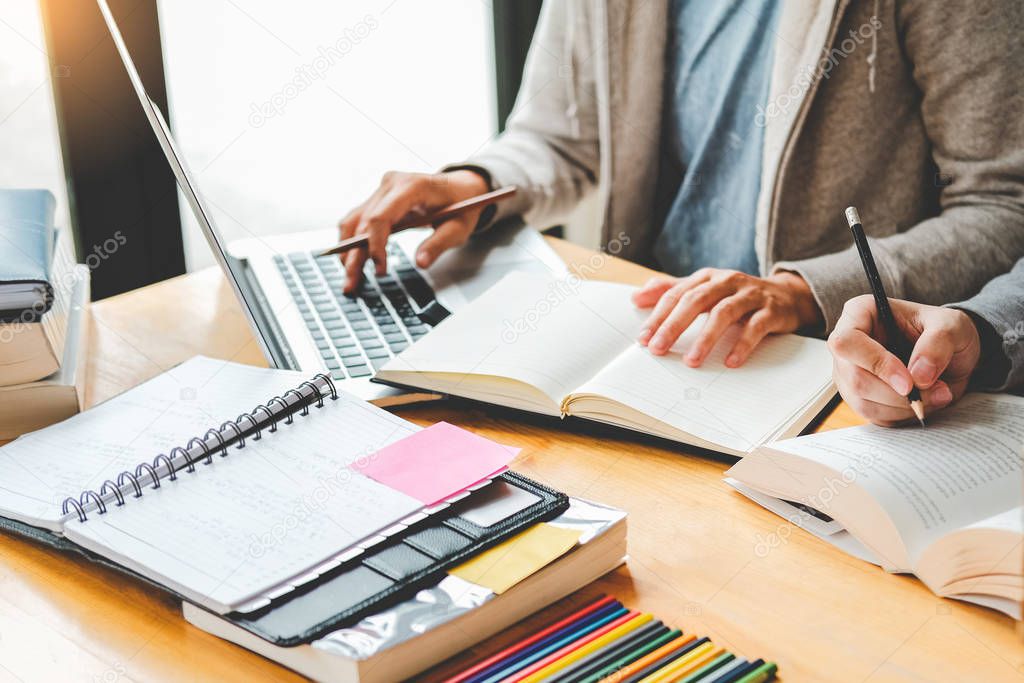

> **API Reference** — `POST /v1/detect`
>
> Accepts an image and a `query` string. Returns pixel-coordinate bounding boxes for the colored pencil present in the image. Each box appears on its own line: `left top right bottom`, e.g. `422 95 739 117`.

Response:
619 637 709 683
444 596 618 683
445 595 779 683
466 602 625 683
575 630 685 683
637 643 721 683
552 624 673 683
718 658 765 683
478 609 637 683
677 653 735 683
513 613 654 682
698 659 750 683
733 661 778 683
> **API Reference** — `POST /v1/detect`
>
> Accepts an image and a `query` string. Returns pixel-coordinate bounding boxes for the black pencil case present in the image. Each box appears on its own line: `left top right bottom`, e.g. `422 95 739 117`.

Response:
208 470 568 646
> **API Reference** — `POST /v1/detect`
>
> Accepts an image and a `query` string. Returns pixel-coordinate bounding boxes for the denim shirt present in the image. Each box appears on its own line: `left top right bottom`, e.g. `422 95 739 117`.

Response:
655 0 782 276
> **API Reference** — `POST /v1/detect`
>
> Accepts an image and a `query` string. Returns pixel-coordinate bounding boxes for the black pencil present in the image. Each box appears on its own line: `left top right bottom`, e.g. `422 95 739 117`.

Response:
845 207 926 426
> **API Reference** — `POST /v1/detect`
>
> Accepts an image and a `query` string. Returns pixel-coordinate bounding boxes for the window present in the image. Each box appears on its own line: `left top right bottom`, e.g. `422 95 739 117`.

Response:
156 0 496 270
0 1 71 239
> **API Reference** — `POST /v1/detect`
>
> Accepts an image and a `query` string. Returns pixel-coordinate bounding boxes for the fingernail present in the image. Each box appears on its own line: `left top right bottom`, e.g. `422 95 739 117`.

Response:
650 335 667 352
416 251 431 268
684 350 701 364
725 353 740 367
889 373 913 395
909 358 937 385
932 385 953 405
638 327 652 343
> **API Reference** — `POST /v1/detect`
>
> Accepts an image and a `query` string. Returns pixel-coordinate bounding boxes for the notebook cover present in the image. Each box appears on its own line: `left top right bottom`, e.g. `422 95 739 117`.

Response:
0 189 56 321
215 470 569 646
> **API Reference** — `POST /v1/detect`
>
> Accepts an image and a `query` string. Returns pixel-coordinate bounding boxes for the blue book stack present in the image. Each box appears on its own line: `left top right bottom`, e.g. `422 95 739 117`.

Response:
0 188 91 437
0 189 59 322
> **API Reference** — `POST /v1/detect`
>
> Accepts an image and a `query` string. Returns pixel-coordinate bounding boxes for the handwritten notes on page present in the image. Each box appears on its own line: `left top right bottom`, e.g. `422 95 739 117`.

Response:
0 356 306 530
352 422 517 505
63 383 422 613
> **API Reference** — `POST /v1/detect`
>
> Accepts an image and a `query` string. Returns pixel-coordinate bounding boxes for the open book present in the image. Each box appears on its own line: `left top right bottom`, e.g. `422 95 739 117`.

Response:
726 393 1024 618
0 357 508 617
377 272 836 456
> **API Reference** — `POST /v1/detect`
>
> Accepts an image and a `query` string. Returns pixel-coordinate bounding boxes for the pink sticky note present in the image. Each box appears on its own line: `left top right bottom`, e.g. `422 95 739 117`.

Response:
352 422 518 505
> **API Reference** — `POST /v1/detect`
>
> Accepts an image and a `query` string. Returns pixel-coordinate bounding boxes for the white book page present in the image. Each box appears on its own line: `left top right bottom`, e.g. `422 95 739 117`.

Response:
64 390 421 612
961 506 1024 534
767 394 1024 565
724 478 884 566
573 320 834 452
382 272 642 406
0 356 305 529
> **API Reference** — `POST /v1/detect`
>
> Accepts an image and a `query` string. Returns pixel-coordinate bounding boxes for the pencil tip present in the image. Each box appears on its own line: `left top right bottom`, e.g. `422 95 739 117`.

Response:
910 400 926 427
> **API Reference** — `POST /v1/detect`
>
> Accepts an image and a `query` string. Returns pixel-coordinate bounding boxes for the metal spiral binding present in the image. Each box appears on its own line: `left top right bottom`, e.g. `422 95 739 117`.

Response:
59 374 338 523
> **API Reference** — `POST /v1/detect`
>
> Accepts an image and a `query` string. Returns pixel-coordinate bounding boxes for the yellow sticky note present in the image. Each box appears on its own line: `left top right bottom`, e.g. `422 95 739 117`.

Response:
449 523 583 593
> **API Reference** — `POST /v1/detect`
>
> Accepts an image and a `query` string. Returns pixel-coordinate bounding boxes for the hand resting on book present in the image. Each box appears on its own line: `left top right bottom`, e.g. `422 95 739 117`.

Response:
632 269 823 367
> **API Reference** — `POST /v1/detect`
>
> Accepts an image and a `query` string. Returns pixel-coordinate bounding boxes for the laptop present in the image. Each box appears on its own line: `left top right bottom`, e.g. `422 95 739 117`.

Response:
96 0 567 405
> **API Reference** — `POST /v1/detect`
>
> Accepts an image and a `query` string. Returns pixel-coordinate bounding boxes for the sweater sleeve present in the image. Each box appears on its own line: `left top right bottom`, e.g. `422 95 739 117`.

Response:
950 259 1024 392
774 0 1024 333
443 0 601 230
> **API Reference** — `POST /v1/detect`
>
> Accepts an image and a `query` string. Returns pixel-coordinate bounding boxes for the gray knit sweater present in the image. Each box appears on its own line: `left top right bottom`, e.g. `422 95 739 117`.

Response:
954 259 1024 392
459 0 1024 334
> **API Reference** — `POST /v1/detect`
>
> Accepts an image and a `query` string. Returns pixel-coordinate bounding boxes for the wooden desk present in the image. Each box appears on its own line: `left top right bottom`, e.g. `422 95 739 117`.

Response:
1 239 1020 682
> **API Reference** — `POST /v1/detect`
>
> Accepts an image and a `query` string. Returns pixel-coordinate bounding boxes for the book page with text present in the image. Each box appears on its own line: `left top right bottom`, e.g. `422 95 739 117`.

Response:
381 272 643 408
767 394 1024 565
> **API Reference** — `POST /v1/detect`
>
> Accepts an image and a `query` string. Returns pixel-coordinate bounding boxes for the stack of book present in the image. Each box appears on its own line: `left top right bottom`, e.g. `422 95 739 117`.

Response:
0 189 90 438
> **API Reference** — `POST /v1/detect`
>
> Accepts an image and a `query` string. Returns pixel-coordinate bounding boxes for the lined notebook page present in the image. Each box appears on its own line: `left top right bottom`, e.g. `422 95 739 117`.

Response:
63 389 420 613
0 356 305 530
382 272 643 408
575 320 834 453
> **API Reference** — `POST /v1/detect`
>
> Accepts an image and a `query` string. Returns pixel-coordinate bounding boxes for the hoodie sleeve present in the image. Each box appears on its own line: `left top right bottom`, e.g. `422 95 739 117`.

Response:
444 0 601 231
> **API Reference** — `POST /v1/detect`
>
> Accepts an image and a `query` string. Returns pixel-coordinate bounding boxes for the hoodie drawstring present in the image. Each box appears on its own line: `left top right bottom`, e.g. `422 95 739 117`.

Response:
564 1 580 138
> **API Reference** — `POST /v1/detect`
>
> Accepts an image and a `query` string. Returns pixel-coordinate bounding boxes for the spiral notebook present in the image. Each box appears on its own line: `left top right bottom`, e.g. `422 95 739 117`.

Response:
0 357 515 616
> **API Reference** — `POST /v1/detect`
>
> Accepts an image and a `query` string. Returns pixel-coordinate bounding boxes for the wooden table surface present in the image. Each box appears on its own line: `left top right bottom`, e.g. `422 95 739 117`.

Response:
0 238 1020 682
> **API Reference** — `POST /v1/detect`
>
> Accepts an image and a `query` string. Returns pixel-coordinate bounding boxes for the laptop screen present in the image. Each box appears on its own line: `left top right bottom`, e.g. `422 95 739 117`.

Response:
94 0 278 363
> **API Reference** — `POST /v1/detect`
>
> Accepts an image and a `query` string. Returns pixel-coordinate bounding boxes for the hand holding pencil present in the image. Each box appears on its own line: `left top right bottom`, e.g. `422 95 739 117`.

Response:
828 294 983 426
331 170 514 294
828 208 983 427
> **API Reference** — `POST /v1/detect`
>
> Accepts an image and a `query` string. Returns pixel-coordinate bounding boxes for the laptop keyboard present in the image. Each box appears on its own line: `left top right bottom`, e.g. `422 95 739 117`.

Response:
273 243 434 381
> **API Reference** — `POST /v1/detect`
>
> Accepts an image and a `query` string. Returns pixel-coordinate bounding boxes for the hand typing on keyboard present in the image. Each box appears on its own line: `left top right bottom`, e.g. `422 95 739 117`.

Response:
275 249 435 381
337 170 489 294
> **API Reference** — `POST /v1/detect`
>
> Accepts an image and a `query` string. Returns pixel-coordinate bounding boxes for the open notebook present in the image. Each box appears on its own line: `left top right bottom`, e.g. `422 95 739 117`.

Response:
726 393 1024 618
0 357 509 615
376 272 836 456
